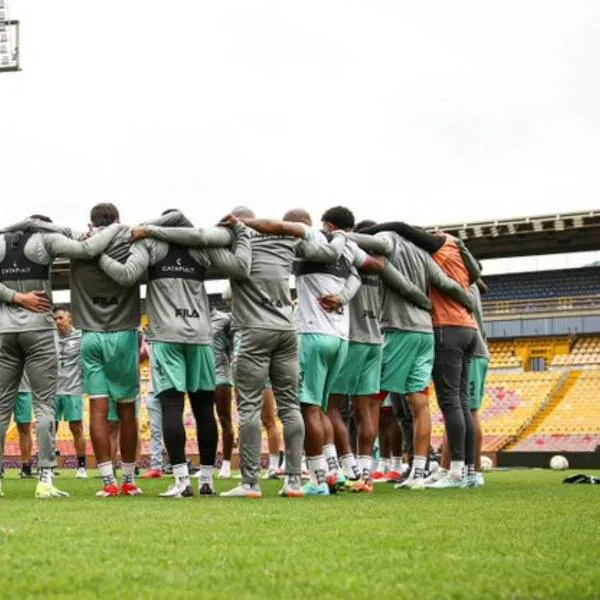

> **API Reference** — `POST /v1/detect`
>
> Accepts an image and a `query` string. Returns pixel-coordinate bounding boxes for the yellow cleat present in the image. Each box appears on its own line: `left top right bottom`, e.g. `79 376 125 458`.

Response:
35 481 70 498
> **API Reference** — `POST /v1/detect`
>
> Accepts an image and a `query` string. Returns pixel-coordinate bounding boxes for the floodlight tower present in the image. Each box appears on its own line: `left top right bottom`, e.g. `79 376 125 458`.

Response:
0 0 20 72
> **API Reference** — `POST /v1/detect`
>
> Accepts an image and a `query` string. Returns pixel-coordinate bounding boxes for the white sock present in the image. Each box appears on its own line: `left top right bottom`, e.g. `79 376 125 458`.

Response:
301 457 308 472
308 455 327 485
358 455 372 481
391 456 403 473
122 462 136 484
323 444 339 474
98 461 116 486
376 458 390 474
268 454 279 471
450 460 465 478
220 460 231 474
200 465 215 488
412 455 427 478
280 456 286 472
341 453 359 480
173 463 189 484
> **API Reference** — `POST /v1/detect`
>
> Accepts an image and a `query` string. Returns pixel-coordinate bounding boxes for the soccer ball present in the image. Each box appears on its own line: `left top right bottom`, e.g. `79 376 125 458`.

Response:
550 455 569 470
481 456 493 472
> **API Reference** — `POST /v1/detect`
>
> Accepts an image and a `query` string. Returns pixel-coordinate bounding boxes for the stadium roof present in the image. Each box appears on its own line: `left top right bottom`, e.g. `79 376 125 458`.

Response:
425 209 600 260
48 209 600 290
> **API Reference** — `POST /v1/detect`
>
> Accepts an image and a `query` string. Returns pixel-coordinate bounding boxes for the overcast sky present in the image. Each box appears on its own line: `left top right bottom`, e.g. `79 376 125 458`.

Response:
2 0 599 289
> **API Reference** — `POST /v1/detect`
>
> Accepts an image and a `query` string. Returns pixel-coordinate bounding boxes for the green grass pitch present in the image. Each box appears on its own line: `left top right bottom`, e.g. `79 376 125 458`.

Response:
1 469 599 599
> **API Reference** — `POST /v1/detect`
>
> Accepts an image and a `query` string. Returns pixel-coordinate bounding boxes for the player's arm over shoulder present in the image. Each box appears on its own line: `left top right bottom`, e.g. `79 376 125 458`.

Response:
98 239 152 286
296 226 347 263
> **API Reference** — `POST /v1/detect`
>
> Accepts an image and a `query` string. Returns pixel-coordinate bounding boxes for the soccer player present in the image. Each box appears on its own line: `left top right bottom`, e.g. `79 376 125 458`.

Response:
212 295 235 479
0 215 124 498
350 224 475 488
209 207 348 498
53 306 88 479
99 213 251 497
326 219 432 492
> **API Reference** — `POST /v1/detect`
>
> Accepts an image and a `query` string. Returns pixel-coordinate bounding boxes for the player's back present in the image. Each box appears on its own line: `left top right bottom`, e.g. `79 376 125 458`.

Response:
230 231 299 332
144 240 212 344
70 230 140 332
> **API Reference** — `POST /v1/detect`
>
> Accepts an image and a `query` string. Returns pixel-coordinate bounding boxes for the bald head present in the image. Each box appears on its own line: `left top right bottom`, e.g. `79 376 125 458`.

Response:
231 206 255 219
283 208 312 226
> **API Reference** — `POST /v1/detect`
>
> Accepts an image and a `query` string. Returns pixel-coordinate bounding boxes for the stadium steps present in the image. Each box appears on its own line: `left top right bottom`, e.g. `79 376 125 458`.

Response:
506 370 581 450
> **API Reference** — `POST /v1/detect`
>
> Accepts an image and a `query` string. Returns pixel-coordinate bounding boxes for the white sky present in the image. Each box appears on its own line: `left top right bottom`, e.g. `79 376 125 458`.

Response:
2 0 600 301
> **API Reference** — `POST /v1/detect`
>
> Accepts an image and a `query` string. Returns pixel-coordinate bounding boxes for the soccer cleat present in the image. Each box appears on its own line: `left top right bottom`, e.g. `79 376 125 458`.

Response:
220 483 262 498
20 470 34 479
35 481 70 498
407 476 427 491
426 472 468 489
76 468 88 479
279 476 305 498
217 469 232 480
467 473 485 488
372 471 388 481
350 479 374 493
121 482 143 496
199 483 216 496
142 468 164 479
96 483 120 497
422 467 447 486
385 470 403 483
262 468 280 480
326 471 350 493
159 482 194 498
302 482 330 496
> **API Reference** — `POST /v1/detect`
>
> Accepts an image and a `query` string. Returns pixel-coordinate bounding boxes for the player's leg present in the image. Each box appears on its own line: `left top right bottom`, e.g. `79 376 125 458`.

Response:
215 385 234 478
222 330 271 498
261 387 282 479
59 395 87 478
373 399 392 479
468 355 488 486
326 394 357 481
152 341 191 498
15 392 34 478
82 331 118 495
429 327 473 488
186 344 217 496
144 391 165 478
0 335 22 497
107 330 142 495
23 331 67 497
269 330 305 497
108 414 120 466
299 334 334 496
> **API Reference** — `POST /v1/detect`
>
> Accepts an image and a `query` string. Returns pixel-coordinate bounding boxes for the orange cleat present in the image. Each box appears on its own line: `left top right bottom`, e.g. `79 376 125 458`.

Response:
96 483 120 497
385 470 403 482
143 468 163 479
121 482 143 496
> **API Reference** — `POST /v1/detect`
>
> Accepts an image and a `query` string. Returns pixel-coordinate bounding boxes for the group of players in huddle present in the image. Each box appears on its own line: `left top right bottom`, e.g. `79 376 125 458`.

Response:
0 201 489 498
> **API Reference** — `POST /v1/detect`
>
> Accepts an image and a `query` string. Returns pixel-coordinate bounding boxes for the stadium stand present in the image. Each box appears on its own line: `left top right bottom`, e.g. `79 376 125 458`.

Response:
551 336 600 368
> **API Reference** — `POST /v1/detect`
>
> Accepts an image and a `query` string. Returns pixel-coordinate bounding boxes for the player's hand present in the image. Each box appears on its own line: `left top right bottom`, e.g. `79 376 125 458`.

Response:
217 214 241 228
318 294 344 313
131 227 150 241
14 291 51 313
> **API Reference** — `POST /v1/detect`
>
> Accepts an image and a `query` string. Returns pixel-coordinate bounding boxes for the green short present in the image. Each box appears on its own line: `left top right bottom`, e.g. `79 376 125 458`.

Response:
108 396 140 422
55 395 84 422
82 330 139 401
330 342 383 396
14 392 33 425
469 356 489 410
152 342 216 397
381 331 434 395
299 333 348 411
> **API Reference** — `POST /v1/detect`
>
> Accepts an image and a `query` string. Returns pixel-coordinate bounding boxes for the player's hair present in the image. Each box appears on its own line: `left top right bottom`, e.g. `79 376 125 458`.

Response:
354 219 377 232
52 305 70 314
321 206 355 231
231 206 255 219
90 203 119 227
29 214 52 223
161 208 193 227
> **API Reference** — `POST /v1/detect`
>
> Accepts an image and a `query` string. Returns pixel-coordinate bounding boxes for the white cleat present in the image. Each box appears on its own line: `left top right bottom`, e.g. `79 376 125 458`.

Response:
426 471 467 489
422 467 447 486
159 481 194 498
76 468 88 479
220 483 262 498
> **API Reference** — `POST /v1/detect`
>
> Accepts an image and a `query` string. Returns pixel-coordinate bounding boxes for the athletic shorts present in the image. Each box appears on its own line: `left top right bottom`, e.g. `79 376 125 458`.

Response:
381 331 434 395
330 342 383 396
82 330 139 401
55 395 84 422
108 395 140 422
299 333 348 411
152 342 216 397
232 331 272 390
469 356 489 410
14 392 33 425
